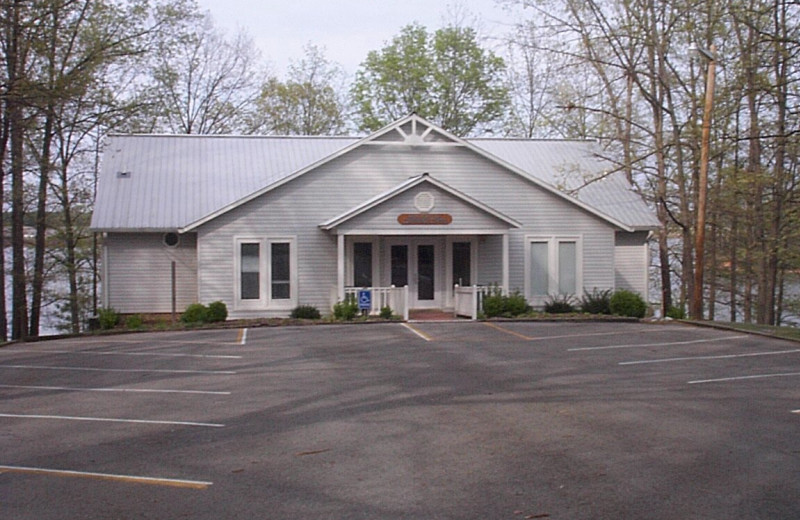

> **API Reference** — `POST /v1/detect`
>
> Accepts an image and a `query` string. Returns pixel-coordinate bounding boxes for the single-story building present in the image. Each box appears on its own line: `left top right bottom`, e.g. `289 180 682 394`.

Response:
91 114 659 319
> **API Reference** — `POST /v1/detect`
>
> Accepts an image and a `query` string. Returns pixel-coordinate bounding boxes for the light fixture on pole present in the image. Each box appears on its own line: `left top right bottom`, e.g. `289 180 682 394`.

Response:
691 43 716 320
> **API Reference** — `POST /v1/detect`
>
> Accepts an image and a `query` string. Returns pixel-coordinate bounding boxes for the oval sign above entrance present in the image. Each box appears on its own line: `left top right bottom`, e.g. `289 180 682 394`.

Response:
397 213 453 225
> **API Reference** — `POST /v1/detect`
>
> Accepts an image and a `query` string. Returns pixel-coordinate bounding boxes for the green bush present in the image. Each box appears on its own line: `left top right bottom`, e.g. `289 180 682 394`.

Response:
206 301 228 322
125 314 144 329
97 307 120 330
181 303 208 324
379 306 393 319
666 305 686 320
544 294 576 314
482 288 531 318
482 289 506 318
610 289 647 318
333 297 359 320
581 288 612 315
291 305 321 319
504 290 531 316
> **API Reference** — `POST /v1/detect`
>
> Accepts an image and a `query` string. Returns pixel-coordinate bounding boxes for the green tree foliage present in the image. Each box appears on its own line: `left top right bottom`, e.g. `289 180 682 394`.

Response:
251 44 347 135
352 23 509 136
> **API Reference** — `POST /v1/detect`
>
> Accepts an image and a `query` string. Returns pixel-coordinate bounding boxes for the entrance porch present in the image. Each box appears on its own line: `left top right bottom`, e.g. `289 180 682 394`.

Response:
332 234 509 319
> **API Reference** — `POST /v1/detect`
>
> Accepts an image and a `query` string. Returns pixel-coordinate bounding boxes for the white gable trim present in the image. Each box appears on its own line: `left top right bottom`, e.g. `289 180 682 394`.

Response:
318 173 521 231
180 114 635 233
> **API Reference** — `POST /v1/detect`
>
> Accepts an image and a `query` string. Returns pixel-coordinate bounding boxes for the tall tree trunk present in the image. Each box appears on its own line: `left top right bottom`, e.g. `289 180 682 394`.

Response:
7 0 29 340
30 112 54 337
0 107 9 341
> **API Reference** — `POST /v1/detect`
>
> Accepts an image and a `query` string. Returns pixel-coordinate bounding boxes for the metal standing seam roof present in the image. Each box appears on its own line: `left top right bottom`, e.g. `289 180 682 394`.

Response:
470 138 661 230
90 132 659 232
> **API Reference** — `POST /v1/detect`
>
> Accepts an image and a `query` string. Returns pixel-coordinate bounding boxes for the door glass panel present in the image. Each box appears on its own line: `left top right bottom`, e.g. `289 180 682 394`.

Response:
558 241 577 295
240 243 260 300
353 242 373 287
452 242 471 287
271 242 290 299
530 242 549 296
391 245 408 287
417 244 435 300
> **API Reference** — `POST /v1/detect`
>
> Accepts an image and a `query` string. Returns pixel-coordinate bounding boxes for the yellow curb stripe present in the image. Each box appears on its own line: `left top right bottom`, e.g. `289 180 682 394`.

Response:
0 465 212 489
483 322 534 340
236 328 247 345
402 323 432 342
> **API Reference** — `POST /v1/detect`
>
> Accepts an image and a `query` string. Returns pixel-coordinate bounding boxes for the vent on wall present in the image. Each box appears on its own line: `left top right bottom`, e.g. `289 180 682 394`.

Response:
116 171 131 179
163 232 180 248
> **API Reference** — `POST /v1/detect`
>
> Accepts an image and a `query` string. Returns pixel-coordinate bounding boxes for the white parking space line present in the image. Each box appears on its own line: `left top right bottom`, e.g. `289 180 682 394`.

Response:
688 372 800 384
527 327 674 342
620 348 800 365
0 465 213 489
0 364 236 375
237 328 247 345
0 384 230 395
49 336 242 347
0 413 224 428
4 348 242 359
792 410 800 414
568 335 747 352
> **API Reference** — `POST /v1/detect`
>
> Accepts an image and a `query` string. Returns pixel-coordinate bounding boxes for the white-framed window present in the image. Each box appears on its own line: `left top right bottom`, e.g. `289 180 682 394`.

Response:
524 236 582 303
234 236 297 310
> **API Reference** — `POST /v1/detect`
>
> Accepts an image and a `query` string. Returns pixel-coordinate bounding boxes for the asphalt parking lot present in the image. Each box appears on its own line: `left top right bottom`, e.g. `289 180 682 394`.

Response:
1 321 799 519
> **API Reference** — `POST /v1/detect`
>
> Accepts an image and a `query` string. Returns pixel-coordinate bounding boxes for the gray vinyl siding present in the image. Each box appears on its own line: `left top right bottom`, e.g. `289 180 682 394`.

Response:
478 235 504 287
104 232 197 313
337 183 510 233
614 231 650 296
197 144 620 316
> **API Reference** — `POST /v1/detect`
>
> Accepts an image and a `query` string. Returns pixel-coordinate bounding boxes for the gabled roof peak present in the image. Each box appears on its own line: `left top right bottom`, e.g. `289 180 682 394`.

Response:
367 113 464 146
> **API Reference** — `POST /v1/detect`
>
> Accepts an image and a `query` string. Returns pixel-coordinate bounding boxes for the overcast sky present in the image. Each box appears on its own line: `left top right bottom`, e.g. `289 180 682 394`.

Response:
195 0 522 76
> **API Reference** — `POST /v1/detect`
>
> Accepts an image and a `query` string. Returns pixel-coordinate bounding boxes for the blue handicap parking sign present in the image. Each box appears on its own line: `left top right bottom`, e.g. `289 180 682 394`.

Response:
357 290 372 310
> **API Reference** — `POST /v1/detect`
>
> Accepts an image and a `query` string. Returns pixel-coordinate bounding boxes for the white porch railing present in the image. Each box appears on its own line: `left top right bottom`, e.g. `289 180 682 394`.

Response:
340 285 409 321
453 285 494 320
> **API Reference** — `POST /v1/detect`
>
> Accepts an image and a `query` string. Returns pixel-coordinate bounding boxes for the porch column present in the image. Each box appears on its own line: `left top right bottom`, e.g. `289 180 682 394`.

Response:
337 234 345 301
502 233 509 294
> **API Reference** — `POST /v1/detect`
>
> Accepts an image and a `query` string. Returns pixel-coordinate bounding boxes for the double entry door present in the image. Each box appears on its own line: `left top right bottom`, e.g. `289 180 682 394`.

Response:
386 238 442 309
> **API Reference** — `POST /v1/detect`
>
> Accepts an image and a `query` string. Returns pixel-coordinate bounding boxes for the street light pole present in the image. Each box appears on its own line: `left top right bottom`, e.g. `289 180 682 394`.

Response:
691 44 716 320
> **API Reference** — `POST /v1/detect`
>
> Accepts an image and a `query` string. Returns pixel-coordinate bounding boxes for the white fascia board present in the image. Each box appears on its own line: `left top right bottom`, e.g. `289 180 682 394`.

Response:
335 228 511 236
319 175 424 230
90 227 178 233
319 174 522 231
179 113 634 233
179 115 428 233
461 142 637 233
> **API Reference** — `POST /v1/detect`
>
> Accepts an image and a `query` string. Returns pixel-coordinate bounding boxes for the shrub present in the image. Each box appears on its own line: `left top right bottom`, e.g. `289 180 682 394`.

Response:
666 305 686 320
581 288 612 315
544 294 576 314
181 303 208 324
379 306 393 319
504 290 531 316
206 301 228 322
291 305 321 320
481 288 506 318
609 289 647 318
125 314 144 330
482 288 531 318
333 297 359 320
97 307 120 330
